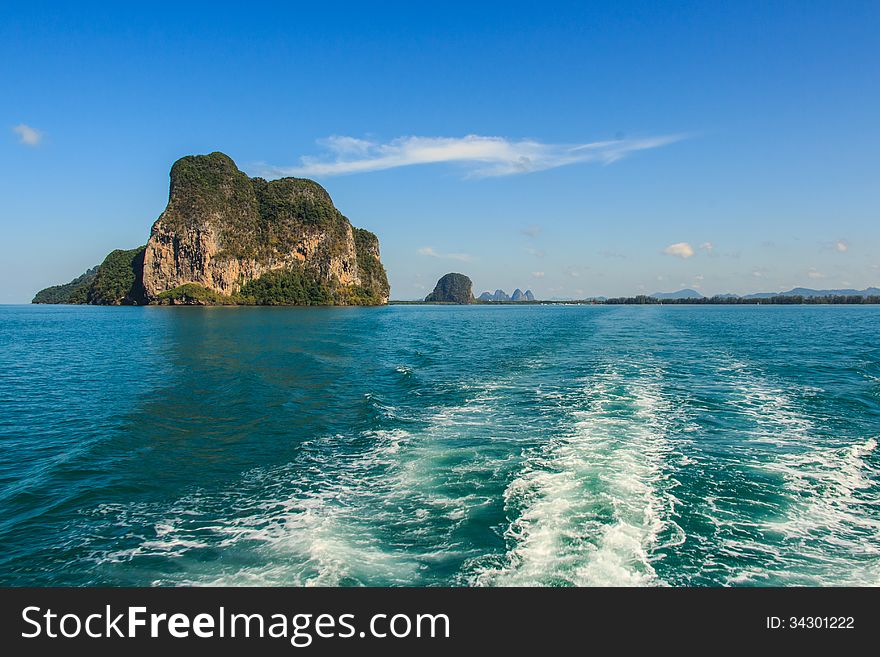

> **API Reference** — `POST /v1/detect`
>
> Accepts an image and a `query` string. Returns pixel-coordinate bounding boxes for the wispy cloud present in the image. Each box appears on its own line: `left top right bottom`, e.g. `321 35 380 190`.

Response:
520 225 542 239
807 268 826 280
663 242 695 259
12 123 42 146
417 246 473 262
532 271 545 278
834 239 849 253
261 133 686 178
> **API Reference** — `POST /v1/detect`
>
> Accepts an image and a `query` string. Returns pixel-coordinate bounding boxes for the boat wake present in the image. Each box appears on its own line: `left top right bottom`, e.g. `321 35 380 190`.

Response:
471 361 687 586
702 358 880 586
86 376 533 586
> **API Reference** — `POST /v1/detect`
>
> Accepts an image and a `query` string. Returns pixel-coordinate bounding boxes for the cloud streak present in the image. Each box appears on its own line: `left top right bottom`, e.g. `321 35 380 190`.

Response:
261 133 685 178
417 246 473 262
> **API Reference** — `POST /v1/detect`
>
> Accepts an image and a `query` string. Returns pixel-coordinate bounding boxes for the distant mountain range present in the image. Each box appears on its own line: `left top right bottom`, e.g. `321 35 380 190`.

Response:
652 287 880 300
650 289 704 299
478 288 535 302
412 282 880 304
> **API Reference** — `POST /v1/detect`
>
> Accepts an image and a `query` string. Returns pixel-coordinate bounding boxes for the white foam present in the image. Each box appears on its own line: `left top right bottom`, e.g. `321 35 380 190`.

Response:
472 363 685 586
90 377 531 586
708 355 880 586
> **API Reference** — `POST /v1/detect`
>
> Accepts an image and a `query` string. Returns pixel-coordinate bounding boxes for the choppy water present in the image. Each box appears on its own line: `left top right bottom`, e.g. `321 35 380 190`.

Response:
1 304 878 586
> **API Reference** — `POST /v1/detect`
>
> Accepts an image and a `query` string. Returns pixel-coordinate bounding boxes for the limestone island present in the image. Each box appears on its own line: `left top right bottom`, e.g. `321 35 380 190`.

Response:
33 152 389 306
422 273 537 304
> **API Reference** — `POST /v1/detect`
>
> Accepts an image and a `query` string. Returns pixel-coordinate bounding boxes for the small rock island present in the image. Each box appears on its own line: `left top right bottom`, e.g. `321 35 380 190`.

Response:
424 273 474 304
424 274 538 304
477 288 535 302
33 152 389 306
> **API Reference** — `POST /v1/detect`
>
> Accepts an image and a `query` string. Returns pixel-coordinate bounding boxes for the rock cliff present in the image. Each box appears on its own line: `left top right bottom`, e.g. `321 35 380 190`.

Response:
425 273 473 304
142 152 388 304
33 152 390 306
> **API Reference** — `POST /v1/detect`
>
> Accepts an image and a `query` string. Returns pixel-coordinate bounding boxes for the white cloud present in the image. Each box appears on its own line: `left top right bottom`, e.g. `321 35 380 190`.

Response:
835 239 849 253
417 246 472 262
317 135 373 155
532 271 545 278
527 247 546 258
521 225 541 239
807 268 826 280
261 133 686 178
13 123 42 146
699 241 714 253
663 242 695 259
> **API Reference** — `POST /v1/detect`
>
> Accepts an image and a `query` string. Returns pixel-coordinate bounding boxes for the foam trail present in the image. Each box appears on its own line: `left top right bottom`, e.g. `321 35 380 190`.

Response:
708 358 880 586
95 428 425 586
90 377 530 586
473 363 684 586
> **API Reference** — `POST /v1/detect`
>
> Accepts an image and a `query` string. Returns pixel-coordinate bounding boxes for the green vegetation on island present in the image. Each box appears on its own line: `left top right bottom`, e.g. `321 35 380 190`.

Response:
87 246 146 305
424 273 474 304
156 284 239 305
33 247 146 305
32 266 99 304
153 264 388 306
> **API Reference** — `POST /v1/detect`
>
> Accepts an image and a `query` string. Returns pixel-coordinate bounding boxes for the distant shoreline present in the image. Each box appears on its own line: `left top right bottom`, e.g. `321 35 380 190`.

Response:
391 295 880 306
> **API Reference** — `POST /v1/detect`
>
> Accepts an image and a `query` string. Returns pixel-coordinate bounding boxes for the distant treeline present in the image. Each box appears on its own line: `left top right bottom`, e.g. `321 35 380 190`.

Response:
601 295 880 305
391 295 880 305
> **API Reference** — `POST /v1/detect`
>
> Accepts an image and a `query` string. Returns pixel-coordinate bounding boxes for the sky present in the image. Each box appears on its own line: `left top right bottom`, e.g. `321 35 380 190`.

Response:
1 1 878 302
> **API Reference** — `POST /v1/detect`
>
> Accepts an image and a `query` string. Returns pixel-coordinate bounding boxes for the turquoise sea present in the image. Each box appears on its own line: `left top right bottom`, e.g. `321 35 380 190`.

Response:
1 304 878 586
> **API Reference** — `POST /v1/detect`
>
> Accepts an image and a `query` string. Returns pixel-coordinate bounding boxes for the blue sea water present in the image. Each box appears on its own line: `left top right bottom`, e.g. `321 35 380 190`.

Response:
0 304 878 586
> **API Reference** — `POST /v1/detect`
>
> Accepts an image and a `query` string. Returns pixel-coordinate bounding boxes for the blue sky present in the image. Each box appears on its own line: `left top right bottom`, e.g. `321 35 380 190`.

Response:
1 1 878 302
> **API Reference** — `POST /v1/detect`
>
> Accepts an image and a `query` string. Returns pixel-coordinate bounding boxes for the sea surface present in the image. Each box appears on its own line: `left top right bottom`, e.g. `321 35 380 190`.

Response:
1 304 878 586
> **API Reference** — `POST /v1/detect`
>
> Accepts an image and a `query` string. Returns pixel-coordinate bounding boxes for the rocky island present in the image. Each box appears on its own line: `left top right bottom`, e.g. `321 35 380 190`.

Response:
477 288 535 302
33 152 389 306
424 273 474 304
423 275 538 304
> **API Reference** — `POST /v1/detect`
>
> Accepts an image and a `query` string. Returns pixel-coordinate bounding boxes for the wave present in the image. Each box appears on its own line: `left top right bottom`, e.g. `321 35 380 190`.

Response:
701 357 880 586
87 376 530 586
470 362 686 586
76 315 880 587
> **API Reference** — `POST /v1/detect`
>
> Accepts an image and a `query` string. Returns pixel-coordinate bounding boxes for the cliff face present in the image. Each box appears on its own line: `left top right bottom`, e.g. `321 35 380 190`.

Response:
141 152 389 304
